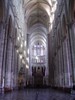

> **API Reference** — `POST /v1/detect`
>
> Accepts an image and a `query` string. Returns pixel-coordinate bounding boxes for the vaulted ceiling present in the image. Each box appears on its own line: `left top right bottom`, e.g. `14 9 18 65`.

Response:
24 0 57 46
24 0 56 29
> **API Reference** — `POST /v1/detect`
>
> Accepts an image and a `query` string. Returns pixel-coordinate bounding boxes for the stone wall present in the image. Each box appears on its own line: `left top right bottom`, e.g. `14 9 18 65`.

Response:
0 0 28 93
48 0 75 90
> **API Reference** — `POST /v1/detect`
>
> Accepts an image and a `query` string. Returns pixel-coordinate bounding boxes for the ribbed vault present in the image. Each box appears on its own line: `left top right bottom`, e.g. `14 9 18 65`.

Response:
24 0 57 71
24 0 54 46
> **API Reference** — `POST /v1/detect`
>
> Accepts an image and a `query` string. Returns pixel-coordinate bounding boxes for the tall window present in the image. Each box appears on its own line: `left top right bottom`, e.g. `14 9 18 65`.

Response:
33 44 45 56
34 45 36 56
32 44 45 63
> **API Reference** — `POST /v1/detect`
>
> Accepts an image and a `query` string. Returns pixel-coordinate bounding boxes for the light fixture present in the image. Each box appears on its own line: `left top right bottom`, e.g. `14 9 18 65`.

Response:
17 36 20 41
16 50 19 53
25 41 26 46
21 43 23 48
22 59 25 64
26 57 29 63
19 54 22 59
27 49 29 55
35 56 38 60
26 65 29 69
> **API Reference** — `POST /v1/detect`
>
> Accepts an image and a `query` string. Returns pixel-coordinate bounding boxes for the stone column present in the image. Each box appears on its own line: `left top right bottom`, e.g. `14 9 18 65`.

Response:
66 36 73 87
67 33 73 87
62 39 68 87
0 23 5 91
58 49 62 87
59 47 63 87
61 44 65 88
70 24 75 85
5 38 13 90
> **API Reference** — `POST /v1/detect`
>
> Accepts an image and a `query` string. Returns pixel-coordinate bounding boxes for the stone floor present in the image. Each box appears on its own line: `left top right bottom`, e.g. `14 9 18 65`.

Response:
0 89 75 100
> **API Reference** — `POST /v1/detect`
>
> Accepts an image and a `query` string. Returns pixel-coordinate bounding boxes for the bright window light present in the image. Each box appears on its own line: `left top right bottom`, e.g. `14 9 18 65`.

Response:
21 43 23 48
26 65 29 69
46 7 50 16
28 49 29 55
19 54 22 59
50 14 54 23
25 41 26 46
17 37 20 41
16 50 19 53
35 56 38 60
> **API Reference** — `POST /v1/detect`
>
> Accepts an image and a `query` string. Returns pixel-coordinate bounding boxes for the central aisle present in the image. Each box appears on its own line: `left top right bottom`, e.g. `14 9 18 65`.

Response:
0 89 75 100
